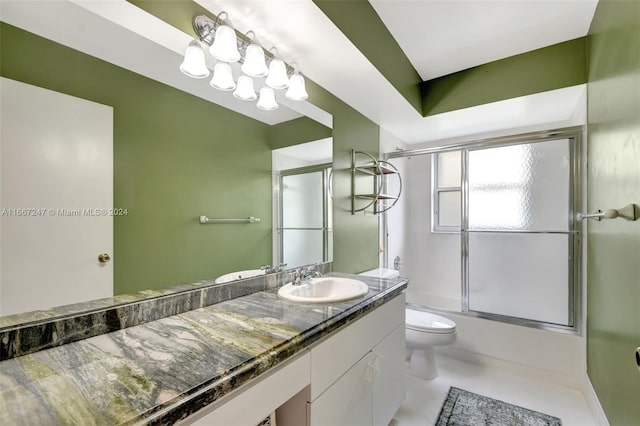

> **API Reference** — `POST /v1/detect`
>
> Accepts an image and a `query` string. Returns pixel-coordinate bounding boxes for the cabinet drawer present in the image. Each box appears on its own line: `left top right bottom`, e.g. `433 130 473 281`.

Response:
310 293 405 400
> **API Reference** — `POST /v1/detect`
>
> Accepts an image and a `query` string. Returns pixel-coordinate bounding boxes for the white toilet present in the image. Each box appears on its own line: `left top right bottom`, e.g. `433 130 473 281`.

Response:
405 307 457 380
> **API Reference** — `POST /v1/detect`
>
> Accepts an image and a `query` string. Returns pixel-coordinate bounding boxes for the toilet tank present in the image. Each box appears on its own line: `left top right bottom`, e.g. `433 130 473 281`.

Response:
359 268 400 279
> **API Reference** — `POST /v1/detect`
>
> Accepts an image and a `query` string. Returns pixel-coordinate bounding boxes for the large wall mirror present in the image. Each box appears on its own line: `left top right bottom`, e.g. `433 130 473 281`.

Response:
0 75 333 320
0 18 333 321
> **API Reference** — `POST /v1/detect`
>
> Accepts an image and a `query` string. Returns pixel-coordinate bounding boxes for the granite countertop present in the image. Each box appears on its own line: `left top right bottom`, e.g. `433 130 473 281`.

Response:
0 273 407 425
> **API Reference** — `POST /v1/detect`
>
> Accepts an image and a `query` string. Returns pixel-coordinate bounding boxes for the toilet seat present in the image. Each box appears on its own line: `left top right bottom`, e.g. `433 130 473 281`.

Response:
406 308 456 334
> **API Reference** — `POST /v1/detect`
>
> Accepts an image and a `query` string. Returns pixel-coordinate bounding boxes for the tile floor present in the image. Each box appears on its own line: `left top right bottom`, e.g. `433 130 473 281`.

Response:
391 355 598 426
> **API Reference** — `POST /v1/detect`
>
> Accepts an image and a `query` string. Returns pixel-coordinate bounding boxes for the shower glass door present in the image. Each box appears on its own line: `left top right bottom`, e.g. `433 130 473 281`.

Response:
463 138 578 327
280 166 332 268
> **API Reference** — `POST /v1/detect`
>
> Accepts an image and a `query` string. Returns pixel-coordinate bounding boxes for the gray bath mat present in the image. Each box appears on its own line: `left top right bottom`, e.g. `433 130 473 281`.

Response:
435 387 562 426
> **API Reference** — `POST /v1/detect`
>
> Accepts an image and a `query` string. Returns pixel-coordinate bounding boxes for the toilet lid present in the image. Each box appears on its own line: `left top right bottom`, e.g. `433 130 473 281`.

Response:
406 309 456 334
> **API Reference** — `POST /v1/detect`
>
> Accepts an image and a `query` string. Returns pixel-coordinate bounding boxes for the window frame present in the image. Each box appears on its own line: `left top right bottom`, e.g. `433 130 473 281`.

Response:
432 151 462 233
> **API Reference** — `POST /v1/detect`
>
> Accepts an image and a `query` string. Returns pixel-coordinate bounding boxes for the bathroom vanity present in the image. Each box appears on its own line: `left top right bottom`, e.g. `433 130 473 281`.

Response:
184 292 406 426
0 272 407 425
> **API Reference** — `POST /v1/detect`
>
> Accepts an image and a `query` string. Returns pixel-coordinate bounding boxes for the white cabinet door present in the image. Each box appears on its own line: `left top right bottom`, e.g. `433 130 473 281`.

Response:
310 294 405 400
372 324 406 426
309 352 374 426
0 78 113 316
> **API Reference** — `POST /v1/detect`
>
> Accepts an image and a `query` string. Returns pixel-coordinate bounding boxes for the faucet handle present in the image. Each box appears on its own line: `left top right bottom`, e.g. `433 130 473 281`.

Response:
305 264 320 275
289 268 302 285
260 265 271 271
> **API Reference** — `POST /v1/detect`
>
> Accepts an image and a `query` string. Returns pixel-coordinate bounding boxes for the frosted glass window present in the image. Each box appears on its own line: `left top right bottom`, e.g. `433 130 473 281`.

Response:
468 140 570 231
468 232 570 325
437 191 461 227
282 171 323 228
437 151 461 187
283 230 324 268
433 151 462 231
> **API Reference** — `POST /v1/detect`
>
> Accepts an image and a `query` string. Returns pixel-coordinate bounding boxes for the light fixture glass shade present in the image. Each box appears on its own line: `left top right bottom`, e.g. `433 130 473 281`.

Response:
241 44 268 77
209 24 241 62
265 58 290 89
179 40 210 79
233 75 257 101
210 62 236 91
285 73 308 101
257 87 278 110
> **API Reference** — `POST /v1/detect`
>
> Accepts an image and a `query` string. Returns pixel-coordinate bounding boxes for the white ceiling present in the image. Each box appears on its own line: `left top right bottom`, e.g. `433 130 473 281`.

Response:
1 0 597 145
272 137 333 170
369 0 599 80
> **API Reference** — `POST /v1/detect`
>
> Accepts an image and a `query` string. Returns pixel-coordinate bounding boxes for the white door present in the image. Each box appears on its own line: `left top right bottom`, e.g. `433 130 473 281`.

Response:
0 78 113 316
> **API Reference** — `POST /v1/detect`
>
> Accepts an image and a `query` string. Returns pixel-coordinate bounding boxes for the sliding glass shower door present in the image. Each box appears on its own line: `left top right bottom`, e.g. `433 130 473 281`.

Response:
280 167 332 268
463 138 579 327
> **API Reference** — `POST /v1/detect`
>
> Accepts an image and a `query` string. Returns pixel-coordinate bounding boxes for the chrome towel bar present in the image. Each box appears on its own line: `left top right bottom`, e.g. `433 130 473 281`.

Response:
578 203 638 221
199 216 261 224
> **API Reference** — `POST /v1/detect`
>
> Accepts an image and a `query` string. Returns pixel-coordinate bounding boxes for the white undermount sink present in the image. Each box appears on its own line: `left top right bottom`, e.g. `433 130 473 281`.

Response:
278 277 369 303
214 269 265 284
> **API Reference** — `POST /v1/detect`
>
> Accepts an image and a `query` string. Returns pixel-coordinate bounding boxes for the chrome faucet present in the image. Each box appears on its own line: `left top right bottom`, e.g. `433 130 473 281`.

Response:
291 265 321 285
260 263 287 274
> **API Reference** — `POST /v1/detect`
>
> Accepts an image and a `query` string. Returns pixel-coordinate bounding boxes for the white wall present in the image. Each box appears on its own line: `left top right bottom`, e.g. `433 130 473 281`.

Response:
380 129 408 269
385 154 461 310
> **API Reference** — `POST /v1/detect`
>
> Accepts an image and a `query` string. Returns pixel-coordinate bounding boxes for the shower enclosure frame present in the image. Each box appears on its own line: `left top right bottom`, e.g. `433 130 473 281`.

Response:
385 127 584 335
274 164 333 267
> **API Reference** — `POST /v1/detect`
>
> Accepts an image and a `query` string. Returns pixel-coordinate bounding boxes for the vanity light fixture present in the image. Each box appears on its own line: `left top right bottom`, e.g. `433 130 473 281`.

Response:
179 40 210 79
210 62 236 91
286 70 309 101
265 55 290 90
241 37 269 78
257 87 278 110
234 75 257 101
209 15 241 63
179 13 309 111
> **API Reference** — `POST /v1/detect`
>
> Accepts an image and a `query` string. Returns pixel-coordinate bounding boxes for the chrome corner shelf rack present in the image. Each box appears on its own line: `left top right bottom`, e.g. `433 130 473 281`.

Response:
351 149 402 215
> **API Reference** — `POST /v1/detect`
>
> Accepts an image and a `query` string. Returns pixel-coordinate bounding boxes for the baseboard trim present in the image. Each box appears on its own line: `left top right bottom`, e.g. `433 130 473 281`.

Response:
583 375 610 426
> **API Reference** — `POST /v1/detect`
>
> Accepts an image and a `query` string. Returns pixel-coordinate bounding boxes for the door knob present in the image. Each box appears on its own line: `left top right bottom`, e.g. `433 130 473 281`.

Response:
98 253 111 263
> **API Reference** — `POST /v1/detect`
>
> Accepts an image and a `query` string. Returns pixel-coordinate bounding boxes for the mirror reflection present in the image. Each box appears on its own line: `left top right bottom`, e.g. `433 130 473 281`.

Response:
0 78 332 320
272 138 333 269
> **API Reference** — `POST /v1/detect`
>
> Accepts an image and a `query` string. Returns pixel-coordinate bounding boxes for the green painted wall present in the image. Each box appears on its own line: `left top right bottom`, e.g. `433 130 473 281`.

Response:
422 38 587 116
129 0 381 274
295 78 379 274
312 0 423 114
586 1 640 425
1 23 273 295
269 117 332 150
128 0 212 36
